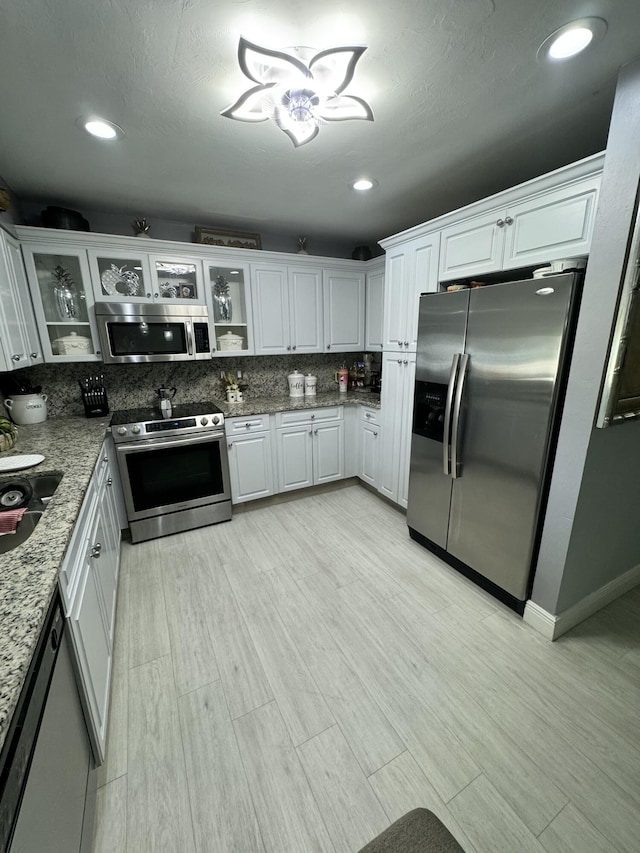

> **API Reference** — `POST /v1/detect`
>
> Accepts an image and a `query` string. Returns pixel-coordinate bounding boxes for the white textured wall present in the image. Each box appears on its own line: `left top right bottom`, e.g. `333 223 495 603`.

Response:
532 58 640 614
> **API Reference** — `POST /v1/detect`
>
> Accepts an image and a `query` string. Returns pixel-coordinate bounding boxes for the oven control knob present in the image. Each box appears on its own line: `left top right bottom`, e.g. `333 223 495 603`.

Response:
132 425 141 434
200 416 209 426
211 414 221 425
116 427 127 436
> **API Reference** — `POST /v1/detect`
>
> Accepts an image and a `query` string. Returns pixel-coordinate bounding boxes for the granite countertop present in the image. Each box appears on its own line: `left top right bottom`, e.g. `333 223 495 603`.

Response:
218 389 381 417
0 416 110 755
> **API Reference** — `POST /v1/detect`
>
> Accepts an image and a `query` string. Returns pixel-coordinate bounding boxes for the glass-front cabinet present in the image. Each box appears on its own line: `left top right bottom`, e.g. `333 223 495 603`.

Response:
205 262 253 355
21 244 102 362
149 256 205 304
87 250 153 301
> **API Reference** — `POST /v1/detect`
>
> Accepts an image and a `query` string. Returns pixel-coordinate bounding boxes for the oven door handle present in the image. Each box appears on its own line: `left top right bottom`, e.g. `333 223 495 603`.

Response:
114 430 225 453
186 321 193 357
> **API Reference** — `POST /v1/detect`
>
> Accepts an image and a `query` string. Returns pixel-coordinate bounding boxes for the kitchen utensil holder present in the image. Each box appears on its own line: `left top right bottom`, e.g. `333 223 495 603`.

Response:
79 381 109 418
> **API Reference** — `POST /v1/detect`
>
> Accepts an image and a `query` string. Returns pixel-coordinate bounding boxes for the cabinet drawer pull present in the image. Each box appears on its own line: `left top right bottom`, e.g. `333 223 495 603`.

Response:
365 412 371 418
310 414 315 419
245 422 251 429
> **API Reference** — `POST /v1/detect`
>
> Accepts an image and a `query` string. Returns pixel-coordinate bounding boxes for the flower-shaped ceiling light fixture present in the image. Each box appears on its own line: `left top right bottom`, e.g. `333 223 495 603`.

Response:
221 37 374 147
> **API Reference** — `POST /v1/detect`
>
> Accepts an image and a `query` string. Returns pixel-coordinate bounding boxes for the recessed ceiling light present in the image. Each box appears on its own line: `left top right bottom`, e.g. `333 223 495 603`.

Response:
77 116 125 140
537 17 607 63
352 178 374 191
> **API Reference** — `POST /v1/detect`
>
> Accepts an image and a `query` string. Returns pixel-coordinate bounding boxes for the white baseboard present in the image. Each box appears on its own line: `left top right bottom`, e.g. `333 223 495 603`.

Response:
524 563 640 640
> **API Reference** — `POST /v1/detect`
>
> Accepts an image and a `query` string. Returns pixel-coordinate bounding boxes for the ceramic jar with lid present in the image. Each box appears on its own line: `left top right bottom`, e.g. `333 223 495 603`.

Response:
5 393 48 425
288 370 304 397
304 374 317 396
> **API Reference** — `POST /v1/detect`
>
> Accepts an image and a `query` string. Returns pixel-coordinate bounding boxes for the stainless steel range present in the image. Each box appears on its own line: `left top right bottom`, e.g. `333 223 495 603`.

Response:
111 402 231 543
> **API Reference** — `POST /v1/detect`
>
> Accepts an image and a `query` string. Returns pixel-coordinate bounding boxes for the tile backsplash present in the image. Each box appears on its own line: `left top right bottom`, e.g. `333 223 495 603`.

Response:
4 354 364 417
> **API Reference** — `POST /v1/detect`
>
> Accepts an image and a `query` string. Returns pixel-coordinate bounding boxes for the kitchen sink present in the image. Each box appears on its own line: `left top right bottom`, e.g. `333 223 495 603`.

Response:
0 472 63 554
0 510 43 554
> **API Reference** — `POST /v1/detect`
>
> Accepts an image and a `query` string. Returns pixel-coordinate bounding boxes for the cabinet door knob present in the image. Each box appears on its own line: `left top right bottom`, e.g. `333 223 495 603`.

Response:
309 429 313 435
403 359 408 365
397 359 402 364
404 341 409 347
505 216 513 225
327 344 331 349
496 218 505 227
12 354 22 361
292 345 296 350
287 345 291 350
154 292 159 298
397 340 402 346
314 429 318 435
228 442 233 448
91 543 102 558
146 292 152 299
107 477 113 486
365 412 371 418
373 431 378 437
30 352 39 359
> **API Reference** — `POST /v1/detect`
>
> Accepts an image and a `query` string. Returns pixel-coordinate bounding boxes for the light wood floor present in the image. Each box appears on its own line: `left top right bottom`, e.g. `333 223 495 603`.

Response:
93 482 640 853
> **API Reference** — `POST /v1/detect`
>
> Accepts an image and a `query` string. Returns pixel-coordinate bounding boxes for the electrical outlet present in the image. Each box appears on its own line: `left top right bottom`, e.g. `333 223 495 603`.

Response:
220 370 225 379
237 370 243 379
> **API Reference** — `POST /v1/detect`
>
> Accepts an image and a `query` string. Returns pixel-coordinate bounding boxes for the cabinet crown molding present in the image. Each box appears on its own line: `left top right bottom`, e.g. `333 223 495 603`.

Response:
380 151 605 251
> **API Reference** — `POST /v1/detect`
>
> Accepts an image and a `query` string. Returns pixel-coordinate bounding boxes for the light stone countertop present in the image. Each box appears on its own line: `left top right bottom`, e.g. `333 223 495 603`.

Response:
0 416 110 755
0 390 380 755
218 389 381 417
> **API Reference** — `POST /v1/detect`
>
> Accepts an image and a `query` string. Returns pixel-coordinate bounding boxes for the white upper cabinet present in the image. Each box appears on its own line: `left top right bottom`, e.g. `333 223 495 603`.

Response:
0 230 42 370
439 173 601 281
21 243 102 362
205 261 254 356
288 266 323 353
383 232 439 352
250 264 290 354
323 268 365 352
87 249 153 301
148 255 206 304
365 262 384 351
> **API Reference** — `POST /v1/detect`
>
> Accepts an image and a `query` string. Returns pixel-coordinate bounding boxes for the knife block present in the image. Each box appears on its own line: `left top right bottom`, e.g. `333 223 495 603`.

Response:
80 386 109 418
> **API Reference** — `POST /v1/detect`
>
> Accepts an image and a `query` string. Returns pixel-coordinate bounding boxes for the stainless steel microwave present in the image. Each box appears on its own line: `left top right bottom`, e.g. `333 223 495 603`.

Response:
95 302 212 364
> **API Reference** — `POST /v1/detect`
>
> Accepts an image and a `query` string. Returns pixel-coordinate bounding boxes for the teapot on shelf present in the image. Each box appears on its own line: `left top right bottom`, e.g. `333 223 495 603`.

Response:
155 386 177 418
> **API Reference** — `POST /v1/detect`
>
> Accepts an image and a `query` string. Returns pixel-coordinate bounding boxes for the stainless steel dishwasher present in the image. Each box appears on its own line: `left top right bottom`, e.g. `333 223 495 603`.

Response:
0 594 96 853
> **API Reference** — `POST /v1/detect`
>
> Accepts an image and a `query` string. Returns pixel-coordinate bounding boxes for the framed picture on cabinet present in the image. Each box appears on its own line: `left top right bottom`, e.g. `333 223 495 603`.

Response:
194 226 262 250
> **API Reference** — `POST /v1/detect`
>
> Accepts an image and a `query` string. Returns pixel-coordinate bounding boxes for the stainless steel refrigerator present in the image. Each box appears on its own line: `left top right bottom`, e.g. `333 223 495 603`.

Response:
407 273 581 612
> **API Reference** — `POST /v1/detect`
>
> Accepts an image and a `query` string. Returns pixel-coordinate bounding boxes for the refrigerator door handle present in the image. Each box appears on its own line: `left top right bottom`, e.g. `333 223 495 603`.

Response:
443 353 461 476
451 353 470 479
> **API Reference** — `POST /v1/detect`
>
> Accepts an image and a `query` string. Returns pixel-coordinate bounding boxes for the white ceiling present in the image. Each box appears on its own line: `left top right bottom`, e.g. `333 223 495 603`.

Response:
1 0 640 250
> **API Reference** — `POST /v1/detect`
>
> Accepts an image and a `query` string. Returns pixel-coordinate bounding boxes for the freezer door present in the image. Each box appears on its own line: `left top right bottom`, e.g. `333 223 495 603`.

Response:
446 275 577 600
407 290 468 546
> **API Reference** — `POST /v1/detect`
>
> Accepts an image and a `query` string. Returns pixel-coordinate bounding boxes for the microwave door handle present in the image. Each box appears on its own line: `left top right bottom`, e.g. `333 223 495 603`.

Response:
185 321 193 356
450 353 469 479
443 353 460 476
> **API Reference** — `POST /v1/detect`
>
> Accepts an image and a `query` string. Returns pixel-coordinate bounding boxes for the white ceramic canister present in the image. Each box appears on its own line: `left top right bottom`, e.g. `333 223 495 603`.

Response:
304 374 317 396
287 370 305 398
5 393 48 425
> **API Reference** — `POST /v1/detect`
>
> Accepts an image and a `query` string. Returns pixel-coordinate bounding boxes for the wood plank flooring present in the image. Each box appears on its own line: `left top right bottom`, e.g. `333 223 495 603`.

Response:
93 482 640 853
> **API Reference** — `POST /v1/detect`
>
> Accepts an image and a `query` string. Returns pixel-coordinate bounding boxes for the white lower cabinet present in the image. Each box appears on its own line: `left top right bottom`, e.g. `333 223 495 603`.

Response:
378 354 416 508
358 407 381 488
59 439 122 764
275 407 344 492
225 414 275 503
